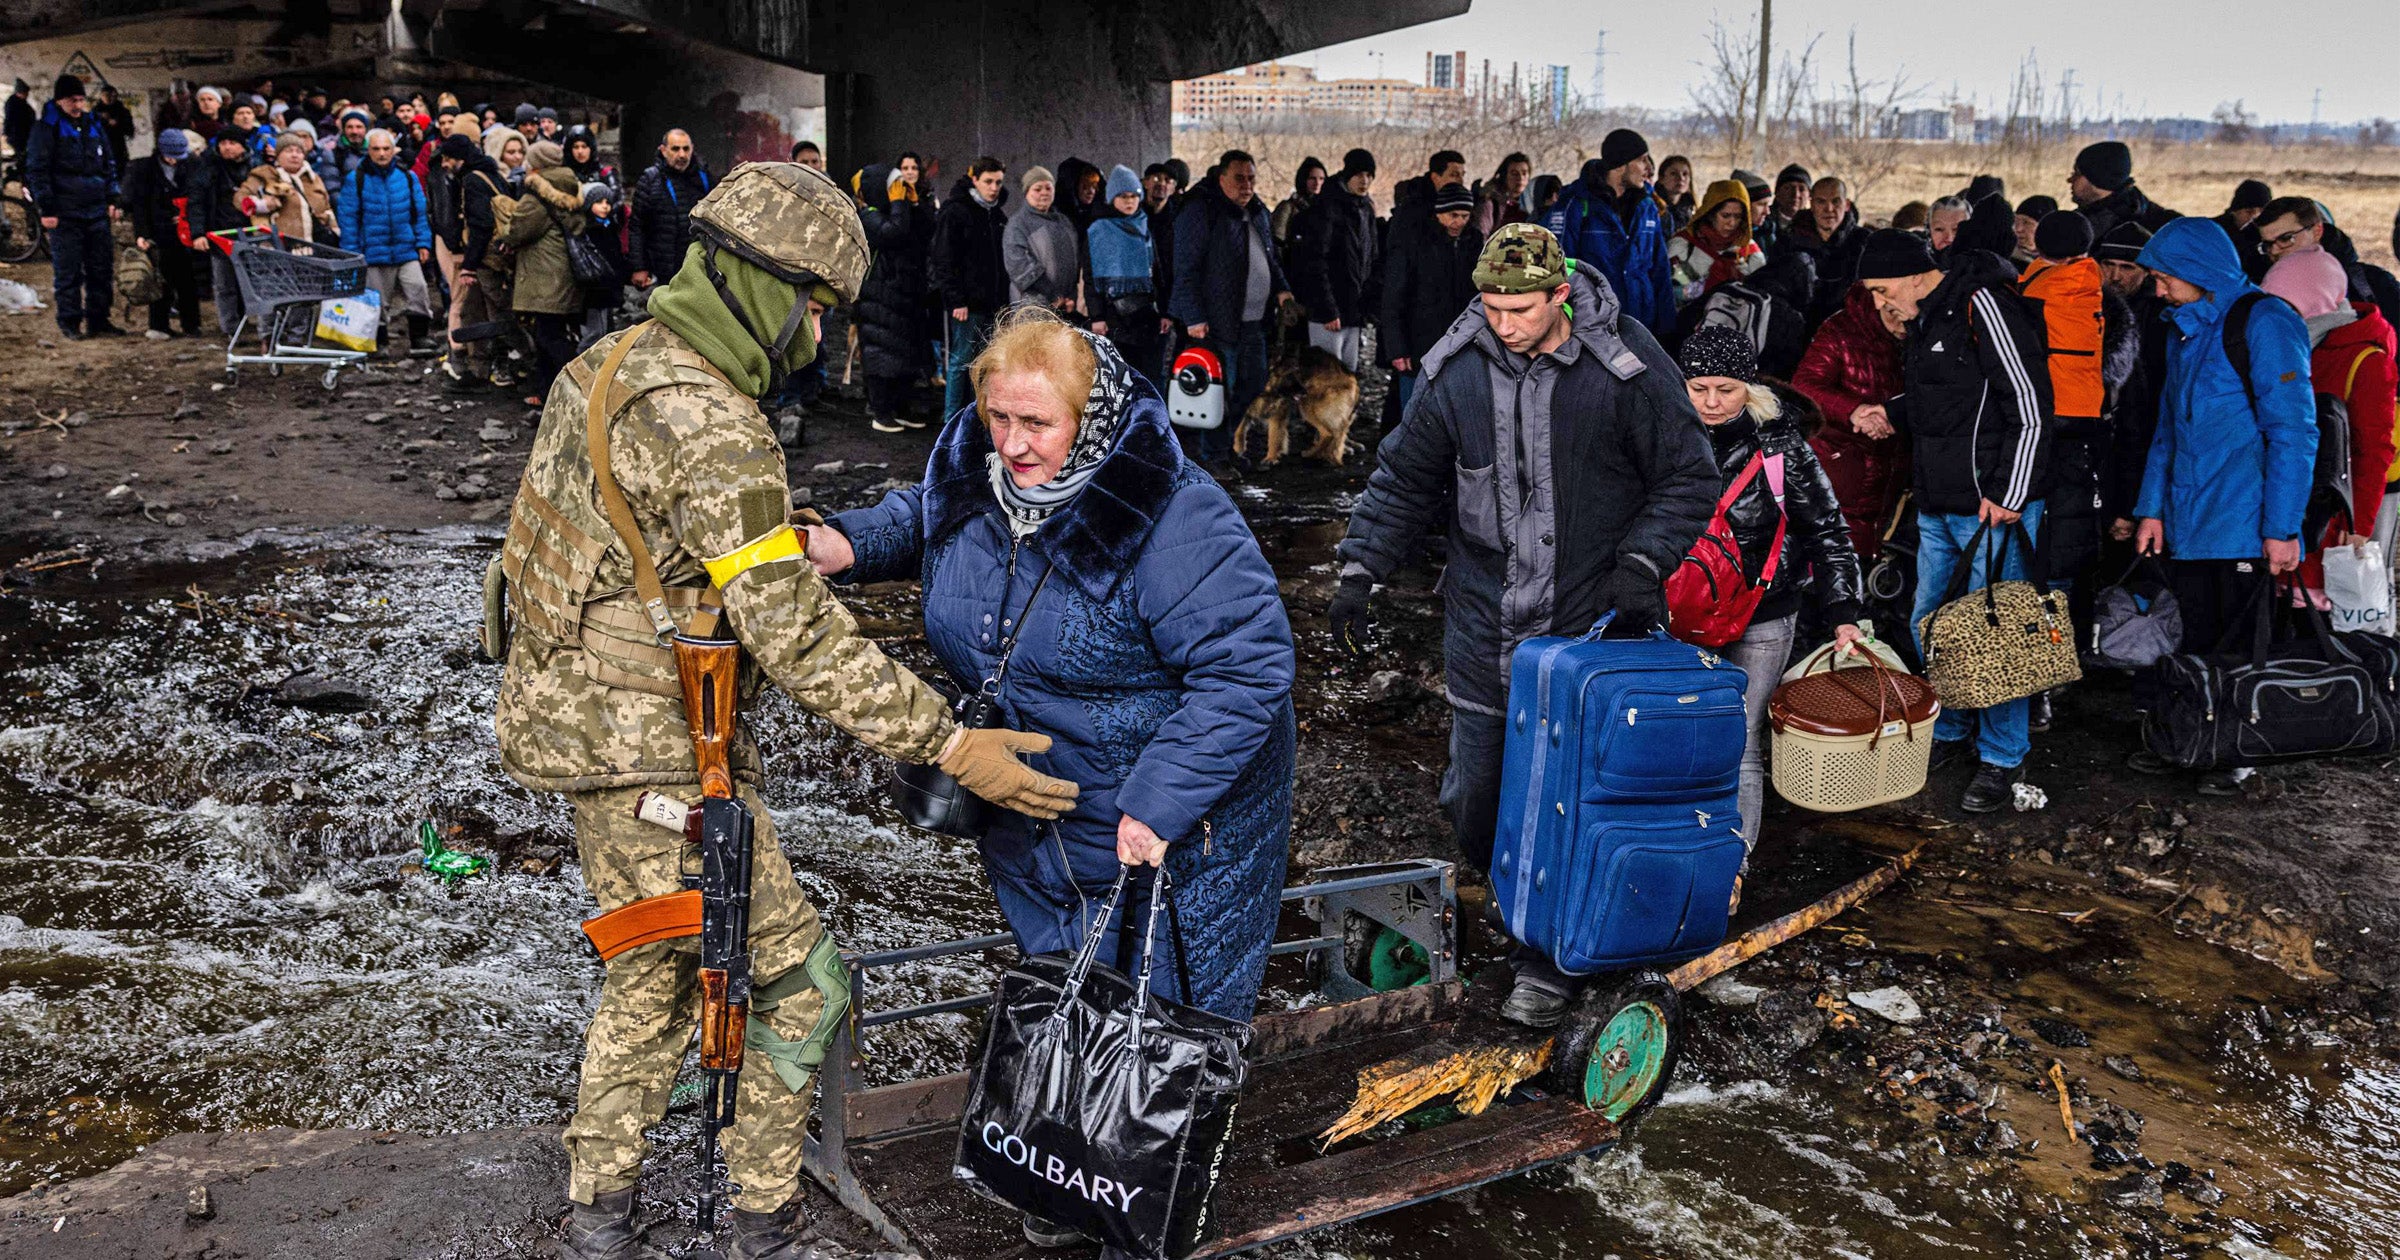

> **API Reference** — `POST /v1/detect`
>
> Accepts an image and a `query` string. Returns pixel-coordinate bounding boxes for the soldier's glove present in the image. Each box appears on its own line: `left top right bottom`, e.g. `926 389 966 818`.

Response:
1328 574 1374 660
937 727 1081 819
1599 563 1667 632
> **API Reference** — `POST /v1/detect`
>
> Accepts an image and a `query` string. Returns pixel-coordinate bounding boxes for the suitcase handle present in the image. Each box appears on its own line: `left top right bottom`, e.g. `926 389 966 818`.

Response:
1584 610 1674 643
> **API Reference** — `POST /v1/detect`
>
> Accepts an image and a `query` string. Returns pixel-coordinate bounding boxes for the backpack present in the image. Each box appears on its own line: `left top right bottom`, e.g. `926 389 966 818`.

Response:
473 171 520 269
1665 451 1787 648
1694 280 1775 355
2019 257 2105 420
2224 291 2377 537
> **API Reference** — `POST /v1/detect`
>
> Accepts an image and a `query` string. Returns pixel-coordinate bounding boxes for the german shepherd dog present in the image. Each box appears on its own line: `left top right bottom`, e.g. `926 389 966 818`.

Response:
1234 347 1360 467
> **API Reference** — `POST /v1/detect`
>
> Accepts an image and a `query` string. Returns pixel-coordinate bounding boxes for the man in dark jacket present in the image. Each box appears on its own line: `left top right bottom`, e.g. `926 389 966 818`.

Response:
123 127 202 337
185 127 254 334
435 133 504 389
1856 230 2055 813
1170 149 1291 467
1331 224 1717 1024
1386 147 1464 241
26 75 124 339
1290 148 1377 372
2097 222 2168 539
1779 175 1868 330
927 156 1008 420
626 128 712 288
2 80 33 157
2068 141 2179 241
1377 182 1481 415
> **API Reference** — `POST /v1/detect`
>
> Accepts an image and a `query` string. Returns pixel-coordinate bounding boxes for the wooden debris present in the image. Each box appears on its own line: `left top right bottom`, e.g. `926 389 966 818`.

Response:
1317 1038 1553 1149
2048 1060 2077 1139
1666 841 1928 991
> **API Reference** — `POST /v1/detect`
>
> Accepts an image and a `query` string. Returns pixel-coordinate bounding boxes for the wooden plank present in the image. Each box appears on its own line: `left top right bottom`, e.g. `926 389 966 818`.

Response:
1195 1098 1618 1255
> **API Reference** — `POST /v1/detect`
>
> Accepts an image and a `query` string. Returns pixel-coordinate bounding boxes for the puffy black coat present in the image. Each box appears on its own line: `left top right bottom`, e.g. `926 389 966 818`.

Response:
450 153 504 270
25 103 118 221
183 150 254 237
855 163 932 380
1168 177 1288 335
121 154 187 247
2075 183 2178 242
928 175 1008 315
627 158 713 280
1889 250 2055 517
1699 403 1865 628
1778 213 1867 328
1289 181 1376 326
1376 215 1481 366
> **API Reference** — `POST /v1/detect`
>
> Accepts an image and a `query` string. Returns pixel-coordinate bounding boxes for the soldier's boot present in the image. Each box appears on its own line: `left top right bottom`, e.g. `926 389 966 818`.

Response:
407 313 439 358
726 1200 849 1260
563 1188 672 1260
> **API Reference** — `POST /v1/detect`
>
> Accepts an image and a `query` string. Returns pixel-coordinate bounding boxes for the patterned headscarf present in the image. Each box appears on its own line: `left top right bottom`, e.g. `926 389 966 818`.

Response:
988 330 1141 536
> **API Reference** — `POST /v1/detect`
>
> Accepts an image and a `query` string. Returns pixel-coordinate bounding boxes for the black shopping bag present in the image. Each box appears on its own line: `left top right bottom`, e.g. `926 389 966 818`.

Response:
954 866 1251 1259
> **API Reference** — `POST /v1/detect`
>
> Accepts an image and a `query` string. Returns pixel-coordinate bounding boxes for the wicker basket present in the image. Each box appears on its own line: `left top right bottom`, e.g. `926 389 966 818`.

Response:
1769 649 1941 813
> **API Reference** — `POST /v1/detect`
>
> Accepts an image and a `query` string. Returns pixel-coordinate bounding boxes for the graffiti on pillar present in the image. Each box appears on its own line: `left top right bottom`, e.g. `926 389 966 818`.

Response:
58 51 109 91
708 89 803 165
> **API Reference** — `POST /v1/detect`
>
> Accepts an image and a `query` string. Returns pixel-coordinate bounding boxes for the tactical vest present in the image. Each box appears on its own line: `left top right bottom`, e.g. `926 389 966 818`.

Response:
2019 257 2104 421
491 322 768 793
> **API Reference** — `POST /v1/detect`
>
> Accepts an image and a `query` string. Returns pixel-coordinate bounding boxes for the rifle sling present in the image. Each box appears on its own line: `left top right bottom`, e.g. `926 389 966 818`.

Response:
586 321 726 641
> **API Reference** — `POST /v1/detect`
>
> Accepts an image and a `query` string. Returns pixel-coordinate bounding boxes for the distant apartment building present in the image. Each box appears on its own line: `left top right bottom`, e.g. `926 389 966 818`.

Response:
1175 57 1577 126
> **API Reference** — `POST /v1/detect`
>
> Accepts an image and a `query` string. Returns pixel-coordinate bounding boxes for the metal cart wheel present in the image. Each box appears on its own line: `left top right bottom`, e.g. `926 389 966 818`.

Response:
321 368 342 393
1546 971 1683 1129
223 366 239 385
269 363 283 378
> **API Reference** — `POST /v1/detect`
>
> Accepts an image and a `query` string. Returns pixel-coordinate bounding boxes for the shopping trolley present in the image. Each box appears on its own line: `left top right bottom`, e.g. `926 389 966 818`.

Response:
211 227 370 391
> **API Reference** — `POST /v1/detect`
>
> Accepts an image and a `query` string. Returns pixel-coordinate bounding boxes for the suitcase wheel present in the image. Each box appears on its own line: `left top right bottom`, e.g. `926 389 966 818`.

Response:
1546 971 1683 1129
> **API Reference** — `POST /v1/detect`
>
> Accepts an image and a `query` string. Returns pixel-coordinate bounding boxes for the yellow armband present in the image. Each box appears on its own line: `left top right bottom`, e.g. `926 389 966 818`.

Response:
702 525 805 589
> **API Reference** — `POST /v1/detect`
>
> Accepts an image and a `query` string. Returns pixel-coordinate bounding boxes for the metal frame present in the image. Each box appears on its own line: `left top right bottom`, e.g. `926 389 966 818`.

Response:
216 229 372 390
802 859 1457 1251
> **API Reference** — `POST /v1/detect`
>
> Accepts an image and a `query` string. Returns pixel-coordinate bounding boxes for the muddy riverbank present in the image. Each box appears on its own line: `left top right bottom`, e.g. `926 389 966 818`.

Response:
1 310 2395 1259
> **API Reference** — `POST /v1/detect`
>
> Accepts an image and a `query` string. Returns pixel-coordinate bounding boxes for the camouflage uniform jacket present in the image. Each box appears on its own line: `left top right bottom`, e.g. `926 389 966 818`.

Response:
494 321 956 792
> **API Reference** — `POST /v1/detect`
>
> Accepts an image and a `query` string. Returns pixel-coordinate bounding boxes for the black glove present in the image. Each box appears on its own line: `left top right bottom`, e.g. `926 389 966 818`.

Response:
1328 574 1374 659
1599 564 1666 632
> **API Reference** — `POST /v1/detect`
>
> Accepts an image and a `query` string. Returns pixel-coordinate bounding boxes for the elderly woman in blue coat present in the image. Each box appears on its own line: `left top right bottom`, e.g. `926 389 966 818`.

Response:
806 308 1296 1027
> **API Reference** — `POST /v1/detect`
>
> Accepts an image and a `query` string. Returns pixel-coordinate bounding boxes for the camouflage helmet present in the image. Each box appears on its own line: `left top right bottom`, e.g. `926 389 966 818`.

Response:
1472 223 1571 295
688 161 870 303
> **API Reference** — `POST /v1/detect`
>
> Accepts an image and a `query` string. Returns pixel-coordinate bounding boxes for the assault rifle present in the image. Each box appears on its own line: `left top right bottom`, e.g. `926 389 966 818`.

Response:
677 628 753 1232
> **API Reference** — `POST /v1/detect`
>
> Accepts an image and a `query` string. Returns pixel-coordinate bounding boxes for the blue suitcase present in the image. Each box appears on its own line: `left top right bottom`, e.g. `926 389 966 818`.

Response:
1493 614 1750 975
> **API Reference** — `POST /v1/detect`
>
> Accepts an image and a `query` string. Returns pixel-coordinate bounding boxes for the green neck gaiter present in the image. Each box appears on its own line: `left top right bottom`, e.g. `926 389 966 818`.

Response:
647 239 818 397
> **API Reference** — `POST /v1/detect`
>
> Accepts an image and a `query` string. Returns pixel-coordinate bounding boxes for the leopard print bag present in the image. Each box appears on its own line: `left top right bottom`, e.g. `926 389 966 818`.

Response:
1915 521 2082 710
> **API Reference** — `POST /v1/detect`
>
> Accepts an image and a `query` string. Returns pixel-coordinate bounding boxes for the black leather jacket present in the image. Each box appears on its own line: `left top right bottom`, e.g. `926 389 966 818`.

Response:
1702 401 1866 629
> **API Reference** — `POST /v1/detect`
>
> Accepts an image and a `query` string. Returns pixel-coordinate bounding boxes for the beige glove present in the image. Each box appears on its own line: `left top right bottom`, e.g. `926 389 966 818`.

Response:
938 727 1081 819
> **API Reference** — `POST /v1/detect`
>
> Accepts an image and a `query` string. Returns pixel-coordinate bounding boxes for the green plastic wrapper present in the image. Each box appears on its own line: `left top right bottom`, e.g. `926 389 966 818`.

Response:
417 819 490 887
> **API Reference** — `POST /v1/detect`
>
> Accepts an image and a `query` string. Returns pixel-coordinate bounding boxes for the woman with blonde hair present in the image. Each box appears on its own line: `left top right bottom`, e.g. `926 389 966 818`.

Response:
808 312 1295 1145
1675 325 1866 848
1667 178 1765 307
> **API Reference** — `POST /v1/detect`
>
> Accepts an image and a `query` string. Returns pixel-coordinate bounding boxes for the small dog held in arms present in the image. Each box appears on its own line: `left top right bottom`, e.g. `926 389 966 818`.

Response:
1234 347 1359 467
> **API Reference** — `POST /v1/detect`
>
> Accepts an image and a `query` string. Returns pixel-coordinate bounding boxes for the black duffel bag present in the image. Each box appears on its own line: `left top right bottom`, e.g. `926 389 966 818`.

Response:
2143 581 2396 769
954 866 1250 1260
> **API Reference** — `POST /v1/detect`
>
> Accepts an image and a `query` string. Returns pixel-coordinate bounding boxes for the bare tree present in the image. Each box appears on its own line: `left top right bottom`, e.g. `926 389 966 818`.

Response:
1788 30 1920 202
2212 100 2259 145
1688 9 1814 170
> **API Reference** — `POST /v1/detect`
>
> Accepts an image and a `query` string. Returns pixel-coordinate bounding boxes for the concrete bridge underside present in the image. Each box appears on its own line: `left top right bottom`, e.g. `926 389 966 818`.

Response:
5 0 1467 182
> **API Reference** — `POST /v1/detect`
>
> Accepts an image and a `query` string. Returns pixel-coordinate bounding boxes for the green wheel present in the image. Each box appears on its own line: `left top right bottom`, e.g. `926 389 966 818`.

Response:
1546 971 1683 1129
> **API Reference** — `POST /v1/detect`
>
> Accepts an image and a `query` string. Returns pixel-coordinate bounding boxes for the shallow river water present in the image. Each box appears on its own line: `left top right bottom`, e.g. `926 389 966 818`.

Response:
0 528 2392 1259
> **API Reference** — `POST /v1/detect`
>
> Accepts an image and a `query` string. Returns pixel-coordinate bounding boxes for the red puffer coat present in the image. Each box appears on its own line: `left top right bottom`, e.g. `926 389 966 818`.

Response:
1792 285 1909 558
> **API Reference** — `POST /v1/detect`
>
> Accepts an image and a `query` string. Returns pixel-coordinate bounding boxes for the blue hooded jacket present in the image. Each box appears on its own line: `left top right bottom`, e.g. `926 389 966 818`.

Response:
1542 159 1673 335
2133 218 2317 559
338 158 431 265
829 375 1295 1019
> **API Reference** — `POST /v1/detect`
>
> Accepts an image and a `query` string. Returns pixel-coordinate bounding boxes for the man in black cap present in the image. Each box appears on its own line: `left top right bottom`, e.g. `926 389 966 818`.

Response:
2217 180 2273 278
1290 147 1378 374
24 73 124 339
536 105 560 141
1540 127 1672 334
1855 228 2055 813
2012 195 2058 266
2068 141 2179 240
1758 163 1812 254
513 102 541 146
2092 221 2167 562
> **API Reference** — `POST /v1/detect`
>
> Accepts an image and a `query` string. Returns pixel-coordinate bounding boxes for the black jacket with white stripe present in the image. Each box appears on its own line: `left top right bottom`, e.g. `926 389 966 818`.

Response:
1889 248 2054 516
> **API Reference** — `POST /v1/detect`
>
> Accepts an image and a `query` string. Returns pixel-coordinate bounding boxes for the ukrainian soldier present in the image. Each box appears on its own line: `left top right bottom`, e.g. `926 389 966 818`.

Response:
491 162 1078 1260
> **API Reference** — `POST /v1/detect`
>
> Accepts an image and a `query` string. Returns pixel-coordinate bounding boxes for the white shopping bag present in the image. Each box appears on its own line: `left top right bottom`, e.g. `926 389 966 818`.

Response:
2325 543 2394 636
314 289 381 353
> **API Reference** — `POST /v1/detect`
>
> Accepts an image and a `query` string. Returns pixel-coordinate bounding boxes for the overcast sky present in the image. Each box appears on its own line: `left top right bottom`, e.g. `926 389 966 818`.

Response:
1290 1 2400 125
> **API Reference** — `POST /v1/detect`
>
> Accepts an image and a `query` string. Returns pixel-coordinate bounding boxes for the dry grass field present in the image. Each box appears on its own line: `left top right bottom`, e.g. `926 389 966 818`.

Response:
1177 126 2400 269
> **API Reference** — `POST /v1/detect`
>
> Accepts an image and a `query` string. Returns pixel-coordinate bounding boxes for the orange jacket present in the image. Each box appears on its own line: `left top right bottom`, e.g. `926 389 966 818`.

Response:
2019 256 2105 420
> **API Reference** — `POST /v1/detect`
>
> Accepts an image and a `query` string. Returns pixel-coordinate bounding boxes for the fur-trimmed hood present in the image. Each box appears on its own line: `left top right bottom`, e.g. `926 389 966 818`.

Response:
917 380 1187 603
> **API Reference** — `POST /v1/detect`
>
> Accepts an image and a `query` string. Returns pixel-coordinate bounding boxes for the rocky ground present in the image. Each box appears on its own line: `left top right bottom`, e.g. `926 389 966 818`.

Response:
2 260 2395 1259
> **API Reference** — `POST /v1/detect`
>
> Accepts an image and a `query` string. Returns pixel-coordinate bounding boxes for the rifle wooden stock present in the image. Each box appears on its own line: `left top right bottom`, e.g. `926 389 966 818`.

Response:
698 967 748 1072
674 634 741 801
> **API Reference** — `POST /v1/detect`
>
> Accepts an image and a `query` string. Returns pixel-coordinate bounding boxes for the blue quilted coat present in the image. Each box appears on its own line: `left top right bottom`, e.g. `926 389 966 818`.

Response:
338 159 431 265
831 387 1296 1020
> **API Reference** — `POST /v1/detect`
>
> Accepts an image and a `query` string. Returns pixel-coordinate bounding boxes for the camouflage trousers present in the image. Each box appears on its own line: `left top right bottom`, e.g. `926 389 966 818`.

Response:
562 783 847 1213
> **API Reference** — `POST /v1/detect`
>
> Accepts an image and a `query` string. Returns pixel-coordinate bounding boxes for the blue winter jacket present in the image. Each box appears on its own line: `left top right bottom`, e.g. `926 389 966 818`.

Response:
338 159 431 265
25 102 118 221
830 384 1296 1018
2133 218 2318 559
1543 160 1673 335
